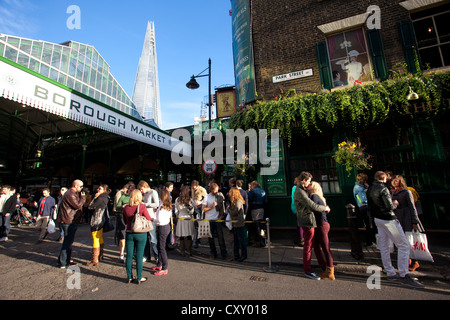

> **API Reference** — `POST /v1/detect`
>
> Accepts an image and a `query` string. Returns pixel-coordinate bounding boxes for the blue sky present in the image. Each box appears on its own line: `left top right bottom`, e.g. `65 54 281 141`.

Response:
0 0 235 130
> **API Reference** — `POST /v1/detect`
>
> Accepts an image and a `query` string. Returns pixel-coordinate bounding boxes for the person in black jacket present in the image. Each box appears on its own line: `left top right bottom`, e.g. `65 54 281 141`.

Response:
367 171 424 288
1 186 18 241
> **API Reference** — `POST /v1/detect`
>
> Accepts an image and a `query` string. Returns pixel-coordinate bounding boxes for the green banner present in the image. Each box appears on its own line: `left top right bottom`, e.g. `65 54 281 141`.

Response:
231 0 256 105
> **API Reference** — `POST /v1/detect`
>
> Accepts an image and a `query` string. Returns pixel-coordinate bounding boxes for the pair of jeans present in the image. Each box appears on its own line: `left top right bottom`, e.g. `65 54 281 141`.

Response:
144 222 159 261
125 232 147 280
58 224 78 266
0 214 11 238
374 218 410 277
302 227 315 272
232 226 247 259
314 222 333 268
208 221 228 258
157 224 171 270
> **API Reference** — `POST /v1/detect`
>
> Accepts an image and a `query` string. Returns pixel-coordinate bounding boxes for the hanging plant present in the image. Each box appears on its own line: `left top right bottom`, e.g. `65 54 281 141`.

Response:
333 140 372 176
228 71 450 146
233 153 256 178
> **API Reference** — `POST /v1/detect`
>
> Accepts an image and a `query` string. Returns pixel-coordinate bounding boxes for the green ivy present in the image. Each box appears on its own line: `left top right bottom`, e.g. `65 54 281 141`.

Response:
228 71 450 146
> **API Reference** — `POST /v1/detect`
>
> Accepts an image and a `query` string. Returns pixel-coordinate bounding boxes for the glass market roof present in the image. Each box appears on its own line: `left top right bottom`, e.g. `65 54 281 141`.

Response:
0 34 143 121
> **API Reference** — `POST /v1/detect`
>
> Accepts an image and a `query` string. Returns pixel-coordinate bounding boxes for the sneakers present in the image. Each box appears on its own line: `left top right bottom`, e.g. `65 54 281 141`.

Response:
150 266 162 271
401 275 424 288
305 272 321 280
0 236 8 242
154 270 168 276
386 273 401 281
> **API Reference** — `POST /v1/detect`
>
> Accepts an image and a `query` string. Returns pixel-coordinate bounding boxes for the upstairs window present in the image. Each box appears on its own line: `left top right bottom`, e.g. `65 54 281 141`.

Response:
327 28 374 88
411 4 450 69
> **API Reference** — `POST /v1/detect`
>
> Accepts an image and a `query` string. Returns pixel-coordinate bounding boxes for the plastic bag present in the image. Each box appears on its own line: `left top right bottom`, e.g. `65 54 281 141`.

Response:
406 230 434 262
47 219 56 234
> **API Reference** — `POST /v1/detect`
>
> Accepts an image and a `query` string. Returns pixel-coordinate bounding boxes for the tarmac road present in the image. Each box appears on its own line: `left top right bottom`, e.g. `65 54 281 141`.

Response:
1 220 449 305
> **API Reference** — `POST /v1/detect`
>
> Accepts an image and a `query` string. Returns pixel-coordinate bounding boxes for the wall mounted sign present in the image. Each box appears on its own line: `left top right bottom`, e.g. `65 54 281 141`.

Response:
272 68 313 83
0 58 190 156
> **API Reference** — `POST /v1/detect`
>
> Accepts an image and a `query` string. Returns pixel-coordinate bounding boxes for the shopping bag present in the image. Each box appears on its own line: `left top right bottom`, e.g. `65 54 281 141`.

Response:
47 219 56 234
197 220 212 239
225 209 232 231
406 230 434 262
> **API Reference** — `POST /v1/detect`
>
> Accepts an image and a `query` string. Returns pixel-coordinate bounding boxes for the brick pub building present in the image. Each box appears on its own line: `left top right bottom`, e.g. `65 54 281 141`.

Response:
230 0 450 230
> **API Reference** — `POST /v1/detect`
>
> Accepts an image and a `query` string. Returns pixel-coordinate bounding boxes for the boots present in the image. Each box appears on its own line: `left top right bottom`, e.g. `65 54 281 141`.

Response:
99 243 104 260
319 267 335 280
179 239 185 256
86 247 100 266
186 238 193 257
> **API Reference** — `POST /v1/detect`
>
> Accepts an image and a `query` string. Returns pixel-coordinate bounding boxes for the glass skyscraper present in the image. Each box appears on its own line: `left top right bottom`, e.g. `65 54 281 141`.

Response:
0 33 143 121
132 22 162 128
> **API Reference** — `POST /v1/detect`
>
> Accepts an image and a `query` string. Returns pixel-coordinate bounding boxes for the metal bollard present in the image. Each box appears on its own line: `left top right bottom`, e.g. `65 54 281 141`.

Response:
346 203 364 260
263 218 279 273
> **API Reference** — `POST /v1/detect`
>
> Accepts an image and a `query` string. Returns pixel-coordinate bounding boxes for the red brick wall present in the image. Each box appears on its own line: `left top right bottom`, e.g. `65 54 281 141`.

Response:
250 0 411 100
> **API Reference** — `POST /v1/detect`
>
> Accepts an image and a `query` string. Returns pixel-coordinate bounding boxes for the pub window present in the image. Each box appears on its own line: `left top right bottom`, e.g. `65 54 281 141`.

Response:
411 4 450 69
288 134 340 194
360 126 419 189
327 28 374 88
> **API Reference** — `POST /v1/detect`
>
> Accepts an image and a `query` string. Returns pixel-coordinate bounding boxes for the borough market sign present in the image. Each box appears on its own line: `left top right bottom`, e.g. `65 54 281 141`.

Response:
0 58 190 156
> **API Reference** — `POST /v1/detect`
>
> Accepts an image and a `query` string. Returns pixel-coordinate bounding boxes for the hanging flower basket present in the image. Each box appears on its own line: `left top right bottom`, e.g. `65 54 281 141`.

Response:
333 140 372 176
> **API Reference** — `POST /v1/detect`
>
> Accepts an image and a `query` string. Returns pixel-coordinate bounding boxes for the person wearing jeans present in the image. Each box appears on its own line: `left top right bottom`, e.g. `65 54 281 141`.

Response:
367 171 424 288
57 180 86 268
151 189 173 276
122 189 152 284
294 172 330 280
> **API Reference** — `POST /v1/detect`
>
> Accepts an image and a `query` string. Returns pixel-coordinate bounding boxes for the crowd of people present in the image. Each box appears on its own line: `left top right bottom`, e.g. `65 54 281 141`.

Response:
292 169 425 288
0 177 268 284
0 168 425 287
353 171 424 288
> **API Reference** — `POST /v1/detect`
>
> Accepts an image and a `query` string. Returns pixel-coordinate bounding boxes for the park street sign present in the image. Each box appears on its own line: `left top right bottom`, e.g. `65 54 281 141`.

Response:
272 68 313 83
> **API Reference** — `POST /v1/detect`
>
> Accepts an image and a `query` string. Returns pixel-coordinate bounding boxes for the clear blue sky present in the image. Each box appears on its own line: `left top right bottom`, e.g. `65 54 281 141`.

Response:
0 0 235 130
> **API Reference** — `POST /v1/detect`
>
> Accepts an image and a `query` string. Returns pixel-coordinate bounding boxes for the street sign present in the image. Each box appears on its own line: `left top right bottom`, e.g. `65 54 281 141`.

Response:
202 159 217 175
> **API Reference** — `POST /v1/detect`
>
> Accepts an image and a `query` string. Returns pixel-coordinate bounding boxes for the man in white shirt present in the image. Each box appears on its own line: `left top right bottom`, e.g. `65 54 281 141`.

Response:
138 180 160 263
202 183 232 260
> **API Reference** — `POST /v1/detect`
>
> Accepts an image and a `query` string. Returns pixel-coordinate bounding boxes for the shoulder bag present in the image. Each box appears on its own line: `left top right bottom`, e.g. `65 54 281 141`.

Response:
131 204 153 233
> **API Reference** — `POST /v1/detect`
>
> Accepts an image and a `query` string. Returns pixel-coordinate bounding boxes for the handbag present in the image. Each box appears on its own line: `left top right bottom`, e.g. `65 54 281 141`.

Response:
406 222 433 262
131 204 153 233
102 206 114 233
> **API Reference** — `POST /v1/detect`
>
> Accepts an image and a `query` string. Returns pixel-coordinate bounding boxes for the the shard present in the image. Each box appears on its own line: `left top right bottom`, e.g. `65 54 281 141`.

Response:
132 21 162 128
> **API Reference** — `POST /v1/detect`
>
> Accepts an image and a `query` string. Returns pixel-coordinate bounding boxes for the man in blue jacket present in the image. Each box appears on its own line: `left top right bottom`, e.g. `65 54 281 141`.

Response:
247 181 268 247
36 188 56 243
353 173 376 246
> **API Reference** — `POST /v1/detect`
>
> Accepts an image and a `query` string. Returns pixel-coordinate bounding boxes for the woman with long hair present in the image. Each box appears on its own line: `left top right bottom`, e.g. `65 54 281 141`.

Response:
307 181 335 280
122 189 152 284
391 175 421 271
228 188 247 261
175 186 195 257
86 184 110 267
151 189 172 276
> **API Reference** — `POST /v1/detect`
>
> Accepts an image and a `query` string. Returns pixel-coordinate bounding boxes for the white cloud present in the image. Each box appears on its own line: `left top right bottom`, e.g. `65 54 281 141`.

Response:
0 0 38 36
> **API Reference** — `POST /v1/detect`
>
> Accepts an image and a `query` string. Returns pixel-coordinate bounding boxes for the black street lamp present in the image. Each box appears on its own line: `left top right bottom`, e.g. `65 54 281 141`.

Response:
186 58 212 132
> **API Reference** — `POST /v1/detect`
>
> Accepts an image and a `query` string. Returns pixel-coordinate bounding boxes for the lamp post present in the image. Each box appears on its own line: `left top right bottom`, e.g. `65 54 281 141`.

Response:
186 58 212 132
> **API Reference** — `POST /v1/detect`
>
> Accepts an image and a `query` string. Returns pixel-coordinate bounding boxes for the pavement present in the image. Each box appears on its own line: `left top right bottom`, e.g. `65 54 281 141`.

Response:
190 224 450 281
